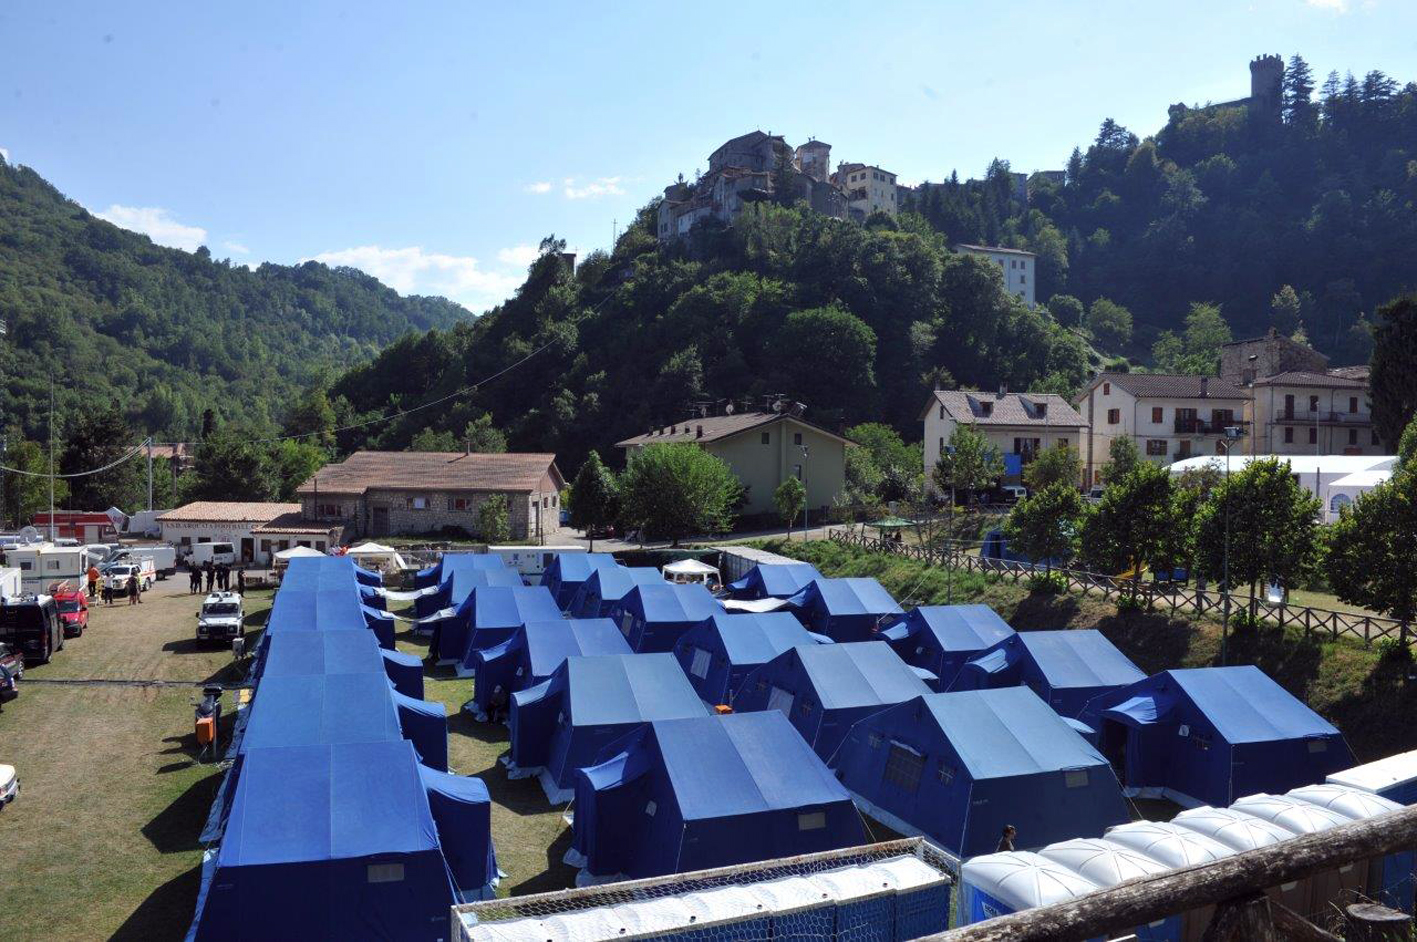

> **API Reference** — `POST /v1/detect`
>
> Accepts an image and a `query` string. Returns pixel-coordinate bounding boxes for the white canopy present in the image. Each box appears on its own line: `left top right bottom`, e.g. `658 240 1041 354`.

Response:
662 558 719 576
274 545 324 560
344 541 407 572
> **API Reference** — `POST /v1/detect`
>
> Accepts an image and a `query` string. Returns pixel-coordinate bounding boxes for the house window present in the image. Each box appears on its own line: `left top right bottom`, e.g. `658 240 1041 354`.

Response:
1151 407 1164 423
689 648 711 679
1309 395 1319 412
1372 430 1381 445
793 463 803 481
1102 382 1111 395
883 743 925 793
543 497 549 508
761 432 770 445
1019 274 1026 284
407 496 429 510
1146 440 1168 456
1348 428 1358 445
1285 427 1294 444
1107 409 1120 424
315 541 325 552
1349 397 1358 413
1176 441 1193 458
939 437 945 453
1308 427 1318 445
552 495 557 507
793 432 803 445
453 497 470 511
1036 403 1047 418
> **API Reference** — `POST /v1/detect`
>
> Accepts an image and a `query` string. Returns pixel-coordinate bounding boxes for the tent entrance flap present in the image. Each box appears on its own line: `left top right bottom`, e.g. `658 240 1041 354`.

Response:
1103 693 1176 728
967 648 1010 675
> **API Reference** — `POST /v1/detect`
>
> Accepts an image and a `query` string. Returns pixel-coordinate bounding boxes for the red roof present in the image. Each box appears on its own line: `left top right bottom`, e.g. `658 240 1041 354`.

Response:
296 451 563 497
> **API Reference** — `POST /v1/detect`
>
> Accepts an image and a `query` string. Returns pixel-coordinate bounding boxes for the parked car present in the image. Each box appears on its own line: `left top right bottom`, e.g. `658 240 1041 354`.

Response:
105 560 156 595
0 597 63 665
52 588 88 638
1086 485 1106 500
0 763 18 807
1000 485 1029 502
0 642 22 699
197 592 244 643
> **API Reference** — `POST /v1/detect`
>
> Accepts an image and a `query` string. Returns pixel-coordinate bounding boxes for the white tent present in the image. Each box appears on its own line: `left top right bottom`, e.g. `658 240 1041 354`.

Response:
274 545 324 561
1325 468 1391 521
345 541 407 573
661 557 721 587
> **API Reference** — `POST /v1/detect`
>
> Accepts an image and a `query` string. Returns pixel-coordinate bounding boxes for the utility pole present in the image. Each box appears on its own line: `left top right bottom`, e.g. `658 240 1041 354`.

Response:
47 377 56 542
147 437 154 512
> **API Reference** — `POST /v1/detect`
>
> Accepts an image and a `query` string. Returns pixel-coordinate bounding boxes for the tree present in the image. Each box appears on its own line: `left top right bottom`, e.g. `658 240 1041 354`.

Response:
1024 443 1081 491
843 423 919 505
282 386 337 449
1152 303 1231 374
1193 458 1322 612
569 451 618 551
774 476 807 540
184 429 279 502
1369 295 1417 448
1283 54 1316 126
1086 298 1133 349
269 440 328 501
1080 463 1175 588
1004 482 1087 573
59 406 146 511
1047 294 1086 328
932 424 1004 503
1397 414 1417 471
410 428 458 452
1327 469 1417 647
1100 435 1140 483
1270 285 1305 336
461 413 507 453
617 443 741 545
1 439 70 528
477 494 510 543
773 306 878 417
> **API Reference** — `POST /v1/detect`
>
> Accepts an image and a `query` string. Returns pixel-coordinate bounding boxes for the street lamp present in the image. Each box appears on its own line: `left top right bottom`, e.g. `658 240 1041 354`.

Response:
800 445 810 535
1218 424 1245 667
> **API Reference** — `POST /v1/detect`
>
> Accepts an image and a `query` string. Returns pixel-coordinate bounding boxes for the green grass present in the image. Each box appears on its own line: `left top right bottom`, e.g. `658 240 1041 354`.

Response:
756 538 1417 764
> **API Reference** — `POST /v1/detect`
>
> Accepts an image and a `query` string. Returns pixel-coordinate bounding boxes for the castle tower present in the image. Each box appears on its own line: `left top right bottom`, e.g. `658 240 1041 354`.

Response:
1249 54 1284 117
794 140 831 184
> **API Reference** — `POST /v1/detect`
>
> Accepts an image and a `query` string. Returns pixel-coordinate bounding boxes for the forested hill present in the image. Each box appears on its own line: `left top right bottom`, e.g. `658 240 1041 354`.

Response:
0 158 470 439
905 56 1417 363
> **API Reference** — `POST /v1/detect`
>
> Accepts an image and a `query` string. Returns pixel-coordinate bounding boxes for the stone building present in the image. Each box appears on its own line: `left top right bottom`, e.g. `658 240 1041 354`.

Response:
296 450 565 542
831 163 898 220
1219 330 1329 387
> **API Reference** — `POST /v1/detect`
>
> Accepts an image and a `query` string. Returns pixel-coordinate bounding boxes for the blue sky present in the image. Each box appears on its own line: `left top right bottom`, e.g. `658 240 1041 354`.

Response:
2 0 1411 313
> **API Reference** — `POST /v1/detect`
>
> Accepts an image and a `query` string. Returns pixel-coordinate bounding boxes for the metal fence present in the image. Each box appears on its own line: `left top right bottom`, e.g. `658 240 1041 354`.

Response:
827 529 1408 646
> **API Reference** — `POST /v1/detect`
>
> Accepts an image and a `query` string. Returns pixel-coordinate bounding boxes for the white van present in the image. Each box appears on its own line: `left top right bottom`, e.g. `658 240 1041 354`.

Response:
187 541 236 567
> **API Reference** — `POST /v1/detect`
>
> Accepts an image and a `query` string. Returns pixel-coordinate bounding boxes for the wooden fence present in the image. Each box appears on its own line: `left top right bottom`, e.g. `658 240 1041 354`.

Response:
828 529 1408 646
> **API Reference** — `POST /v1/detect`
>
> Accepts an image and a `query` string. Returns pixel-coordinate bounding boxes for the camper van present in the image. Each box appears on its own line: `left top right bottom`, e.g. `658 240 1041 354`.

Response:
5 544 93 595
486 545 583 579
186 541 236 567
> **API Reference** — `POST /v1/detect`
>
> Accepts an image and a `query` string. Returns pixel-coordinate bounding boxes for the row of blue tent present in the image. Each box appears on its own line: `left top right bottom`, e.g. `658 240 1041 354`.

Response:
189 556 499 942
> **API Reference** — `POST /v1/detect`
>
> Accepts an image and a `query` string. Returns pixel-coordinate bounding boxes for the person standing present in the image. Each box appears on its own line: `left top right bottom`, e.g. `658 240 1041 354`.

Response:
189 562 201 595
236 567 246 595
86 563 100 600
102 580 114 606
127 572 141 605
996 825 1017 853
204 561 215 594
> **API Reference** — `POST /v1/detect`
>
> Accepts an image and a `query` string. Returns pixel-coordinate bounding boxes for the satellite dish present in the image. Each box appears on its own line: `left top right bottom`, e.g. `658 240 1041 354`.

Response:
19 526 41 545
725 403 735 414
772 399 785 413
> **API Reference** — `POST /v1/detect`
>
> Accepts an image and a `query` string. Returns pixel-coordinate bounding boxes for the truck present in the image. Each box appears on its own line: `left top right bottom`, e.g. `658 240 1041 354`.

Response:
0 596 64 664
186 541 236 568
196 591 245 643
109 545 177 579
6 545 94 595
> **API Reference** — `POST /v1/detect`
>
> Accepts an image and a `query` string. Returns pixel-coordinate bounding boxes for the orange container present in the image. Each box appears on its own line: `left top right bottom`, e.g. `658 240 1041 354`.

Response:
195 715 217 746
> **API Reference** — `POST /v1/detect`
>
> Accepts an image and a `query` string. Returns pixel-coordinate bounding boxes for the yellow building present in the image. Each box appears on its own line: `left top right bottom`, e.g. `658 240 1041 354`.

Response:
616 411 852 519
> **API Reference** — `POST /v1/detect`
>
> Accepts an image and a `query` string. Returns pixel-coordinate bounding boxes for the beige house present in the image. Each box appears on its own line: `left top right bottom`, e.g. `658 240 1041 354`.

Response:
1076 374 1250 485
954 244 1037 307
297 450 565 542
922 389 1086 489
1250 369 1382 456
616 412 851 519
158 502 341 565
832 163 898 219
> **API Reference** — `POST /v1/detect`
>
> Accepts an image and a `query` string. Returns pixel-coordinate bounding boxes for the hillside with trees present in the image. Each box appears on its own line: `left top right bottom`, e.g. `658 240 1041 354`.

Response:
0 157 470 441
905 55 1417 365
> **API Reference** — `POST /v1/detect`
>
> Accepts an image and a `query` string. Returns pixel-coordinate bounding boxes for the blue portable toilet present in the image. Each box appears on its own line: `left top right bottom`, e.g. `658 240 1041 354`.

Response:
568 711 866 882
1327 749 1417 806
958 851 1099 926
1103 821 1237 939
608 582 722 653
879 605 1016 691
1095 666 1354 808
831 687 1130 857
952 629 1145 732
1287 783 1415 914
672 612 823 706
569 566 664 619
541 553 618 611
733 641 931 762
1039 838 1180 941
726 563 823 601
507 653 708 802
466 618 631 721
192 741 464 942
1229 792 1368 916
782 578 903 643
980 529 1064 569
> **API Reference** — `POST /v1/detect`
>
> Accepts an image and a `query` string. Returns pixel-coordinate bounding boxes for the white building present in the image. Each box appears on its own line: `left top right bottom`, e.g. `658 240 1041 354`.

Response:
922 389 1087 488
1249 370 1382 457
834 163 898 219
954 244 1036 307
1168 454 1394 522
158 502 342 566
1076 373 1250 486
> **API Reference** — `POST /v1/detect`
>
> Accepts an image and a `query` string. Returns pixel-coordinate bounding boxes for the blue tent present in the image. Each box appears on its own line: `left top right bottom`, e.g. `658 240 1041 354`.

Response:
607 582 723 653
351 561 383 587
570 712 866 881
418 763 499 897
567 566 662 619
466 619 631 721
414 564 523 619
671 612 822 706
880 605 1016 692
783 578 904 643
241 672 449 772
256 630 425 699
1097 666 1355 807
414 552 507 590
193 741 463 942
951 630 1145 731
508 653 707 800
733 642 932 761
831 687 1130 857
440 586 563 675
540 553 618 610
264 584 395 651
726 563 823 601
359 584 386 611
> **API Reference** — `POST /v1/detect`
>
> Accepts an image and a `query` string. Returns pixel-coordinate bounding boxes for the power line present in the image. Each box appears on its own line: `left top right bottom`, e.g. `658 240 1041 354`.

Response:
0 439 152 478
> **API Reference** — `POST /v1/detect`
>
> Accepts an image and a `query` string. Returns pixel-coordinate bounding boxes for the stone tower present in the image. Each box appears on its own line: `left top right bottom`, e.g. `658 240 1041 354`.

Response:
1249 54 1284 117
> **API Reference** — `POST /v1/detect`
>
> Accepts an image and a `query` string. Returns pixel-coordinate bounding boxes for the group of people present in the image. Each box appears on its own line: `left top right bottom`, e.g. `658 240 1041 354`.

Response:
188 560 243 596
84 564 142 606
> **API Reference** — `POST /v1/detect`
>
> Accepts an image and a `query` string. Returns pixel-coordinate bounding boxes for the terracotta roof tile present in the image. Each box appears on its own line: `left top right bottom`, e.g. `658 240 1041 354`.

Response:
296 451 562 497
1252 370 1367 389
922 390 1086 428
616 412 853 448
1091 373 1249 400
252 512 340 534
158 502 300 524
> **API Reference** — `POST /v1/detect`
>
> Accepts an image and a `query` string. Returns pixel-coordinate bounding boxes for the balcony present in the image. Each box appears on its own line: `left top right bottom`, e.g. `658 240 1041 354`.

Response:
1173 418 1248 435
1276 409 1371 425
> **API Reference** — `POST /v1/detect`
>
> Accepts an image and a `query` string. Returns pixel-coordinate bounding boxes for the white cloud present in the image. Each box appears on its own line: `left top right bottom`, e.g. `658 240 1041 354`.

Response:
1306 0 1349 10
306 245 520 313
563 176 625 200
0 147 9 163
94 205 207 252
496 244 541 267
223 241 251 255
523 181 552 194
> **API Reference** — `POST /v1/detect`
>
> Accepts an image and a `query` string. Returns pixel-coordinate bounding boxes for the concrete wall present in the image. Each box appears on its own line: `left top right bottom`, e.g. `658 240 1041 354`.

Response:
1251 384 1382 456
